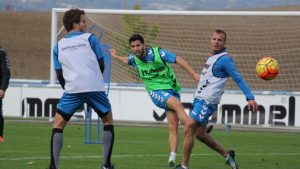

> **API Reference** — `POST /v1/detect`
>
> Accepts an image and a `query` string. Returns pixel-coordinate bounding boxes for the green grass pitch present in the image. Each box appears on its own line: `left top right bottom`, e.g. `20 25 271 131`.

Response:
1 122 300 169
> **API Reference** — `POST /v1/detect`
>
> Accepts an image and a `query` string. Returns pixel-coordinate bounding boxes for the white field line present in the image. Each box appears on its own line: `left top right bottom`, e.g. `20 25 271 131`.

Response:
1 153 300 161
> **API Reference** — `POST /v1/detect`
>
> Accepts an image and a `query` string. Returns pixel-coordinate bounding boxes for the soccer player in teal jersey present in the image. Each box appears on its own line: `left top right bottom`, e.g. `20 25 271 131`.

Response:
110 34 200 167
49 9 114 169
176 30 258 169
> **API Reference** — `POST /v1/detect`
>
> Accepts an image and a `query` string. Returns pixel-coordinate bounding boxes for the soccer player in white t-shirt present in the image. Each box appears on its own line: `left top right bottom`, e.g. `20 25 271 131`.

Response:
49 9 114 169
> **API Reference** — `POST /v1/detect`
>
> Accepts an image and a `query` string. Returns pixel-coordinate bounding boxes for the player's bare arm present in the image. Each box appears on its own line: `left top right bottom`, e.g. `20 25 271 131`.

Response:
175 56 200 82
109 48 128 64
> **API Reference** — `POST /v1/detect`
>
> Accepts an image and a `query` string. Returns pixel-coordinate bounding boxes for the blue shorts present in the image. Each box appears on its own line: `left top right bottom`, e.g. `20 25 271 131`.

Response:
148 89 180 111
190 98 217 126
57 91 111 118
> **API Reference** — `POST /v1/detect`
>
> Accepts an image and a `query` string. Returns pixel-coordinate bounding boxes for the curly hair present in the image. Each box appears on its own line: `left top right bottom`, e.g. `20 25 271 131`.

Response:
129 34 145 44
63 8 85 32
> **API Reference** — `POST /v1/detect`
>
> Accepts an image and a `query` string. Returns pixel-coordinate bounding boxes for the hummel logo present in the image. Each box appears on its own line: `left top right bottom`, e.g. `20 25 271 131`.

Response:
191 111 197 115
201 107 208 114
199 114 205 119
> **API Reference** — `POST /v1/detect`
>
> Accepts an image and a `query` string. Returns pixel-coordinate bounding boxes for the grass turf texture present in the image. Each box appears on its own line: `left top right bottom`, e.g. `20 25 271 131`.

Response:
1 122 300 169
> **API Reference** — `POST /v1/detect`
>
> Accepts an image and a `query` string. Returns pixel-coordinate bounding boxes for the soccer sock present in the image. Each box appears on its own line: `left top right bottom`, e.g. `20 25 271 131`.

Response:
181 164 189 169
226 153 229 159
49 128 63 169
169 152 176 161
0 118 4 137
102 125 114 167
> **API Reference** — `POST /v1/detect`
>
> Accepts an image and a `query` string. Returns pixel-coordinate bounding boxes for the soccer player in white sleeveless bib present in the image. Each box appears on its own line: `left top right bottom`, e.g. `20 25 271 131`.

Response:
176 30 258 169
49 9 115 169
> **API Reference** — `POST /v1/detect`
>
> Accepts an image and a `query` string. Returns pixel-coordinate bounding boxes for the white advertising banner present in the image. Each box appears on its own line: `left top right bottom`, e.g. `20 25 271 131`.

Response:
3 85 300 127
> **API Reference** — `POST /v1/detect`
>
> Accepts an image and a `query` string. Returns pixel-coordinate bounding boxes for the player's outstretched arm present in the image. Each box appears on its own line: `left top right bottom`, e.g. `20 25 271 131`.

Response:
109 48 128 64
176 56 200 82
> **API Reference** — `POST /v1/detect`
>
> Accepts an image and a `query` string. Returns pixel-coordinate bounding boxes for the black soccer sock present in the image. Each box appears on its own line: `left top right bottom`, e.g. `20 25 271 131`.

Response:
102 125 114 167
0 118 3 137
49 128 63 169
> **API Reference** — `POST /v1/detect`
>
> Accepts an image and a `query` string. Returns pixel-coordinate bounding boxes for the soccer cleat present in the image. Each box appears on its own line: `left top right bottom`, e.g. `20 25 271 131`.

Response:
48 164 57 169
168 159 176 167
168 153 176 167
225 150 239 169
174 164 188 169
0 136 3 143
102 165 114 169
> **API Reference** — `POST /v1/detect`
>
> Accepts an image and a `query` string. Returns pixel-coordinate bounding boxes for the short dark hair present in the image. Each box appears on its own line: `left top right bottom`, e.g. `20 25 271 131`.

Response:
129 34 144 44
63 8 85 32
215 29 226 42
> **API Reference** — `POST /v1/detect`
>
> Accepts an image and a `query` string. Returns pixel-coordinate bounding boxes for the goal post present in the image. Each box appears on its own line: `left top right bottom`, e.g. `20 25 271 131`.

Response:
50 8 300 92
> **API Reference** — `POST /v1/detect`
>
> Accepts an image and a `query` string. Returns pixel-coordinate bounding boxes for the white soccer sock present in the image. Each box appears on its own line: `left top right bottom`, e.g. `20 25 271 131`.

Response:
225 152 230 160
169 152 177 161
181 164 189 169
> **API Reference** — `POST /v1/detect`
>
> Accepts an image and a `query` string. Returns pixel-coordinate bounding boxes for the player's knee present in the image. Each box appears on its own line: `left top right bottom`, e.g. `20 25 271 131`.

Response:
53 112 68 129
169 126 179 135
167 116 179 130
101 111 113 125
56 109 72 122
167 97 183 110
53 123 65 129
183 124 194 137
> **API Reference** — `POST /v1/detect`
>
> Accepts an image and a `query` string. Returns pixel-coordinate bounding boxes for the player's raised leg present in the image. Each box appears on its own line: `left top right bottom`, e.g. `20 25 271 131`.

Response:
148 90 182 167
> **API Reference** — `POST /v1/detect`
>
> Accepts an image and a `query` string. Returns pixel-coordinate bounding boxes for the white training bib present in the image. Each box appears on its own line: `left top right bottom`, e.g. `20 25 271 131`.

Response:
194 52 228 104
58 33 105 93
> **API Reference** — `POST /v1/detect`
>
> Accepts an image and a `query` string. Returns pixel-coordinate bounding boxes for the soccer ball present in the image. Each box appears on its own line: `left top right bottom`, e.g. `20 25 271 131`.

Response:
256 56 279 80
